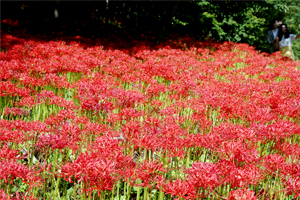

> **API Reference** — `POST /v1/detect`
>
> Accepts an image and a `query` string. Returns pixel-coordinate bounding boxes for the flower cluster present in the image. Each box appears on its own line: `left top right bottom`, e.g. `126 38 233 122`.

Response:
1 29 300 199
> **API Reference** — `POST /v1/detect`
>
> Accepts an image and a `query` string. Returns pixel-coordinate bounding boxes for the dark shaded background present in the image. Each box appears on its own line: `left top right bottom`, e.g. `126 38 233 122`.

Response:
1 1 283 52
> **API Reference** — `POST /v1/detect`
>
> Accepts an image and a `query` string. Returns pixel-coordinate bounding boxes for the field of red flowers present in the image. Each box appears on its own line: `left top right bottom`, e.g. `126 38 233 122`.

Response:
1 29 300 200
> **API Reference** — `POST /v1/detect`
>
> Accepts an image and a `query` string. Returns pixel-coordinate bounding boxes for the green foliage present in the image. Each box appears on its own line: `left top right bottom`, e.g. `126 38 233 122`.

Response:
283 3 300 60
292 38 300 61
170 0 299 56
3 0 299 55
172 1 280 52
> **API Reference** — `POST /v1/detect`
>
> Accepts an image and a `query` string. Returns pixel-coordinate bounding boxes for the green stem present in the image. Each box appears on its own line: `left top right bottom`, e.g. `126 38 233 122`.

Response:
54 178 61 199
123 182 127 199
43 149 50 200
111 185 115 200
143 187 148 200
81 181 86 200
73 178 76 200
185 148 190 168
126 184 132 200
137 187 141 200
158 190 164 200
116 181 120 200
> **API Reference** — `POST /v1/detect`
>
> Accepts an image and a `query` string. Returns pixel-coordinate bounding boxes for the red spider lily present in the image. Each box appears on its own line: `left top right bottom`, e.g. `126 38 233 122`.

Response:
45 109 89 127
80 98 114 113
81 122 109 136
0 146 21 161
37 123 83 151
0 160 41 189
286 177 300 198
13 73 71 89
61 136 134 196
217 140 259 164
250 120 300 142
274 141 300 159
280 163 300 178
0 119 42 136
4 107 30 117
0 129 24 144
120 108 145 121
0 33 26 50
262 154 286 173
0 60 27 79
121 117 188 158
227 188 257 200
0 81 31 97
44 109 77 126
0 190 39 200
210 122 257 142
0 190 14 200
185 161 221 190
2 29 300 199
18 90 76 109
61 153 134 196
126 160 167 188
36 133 69 150
156 175 198 200
13 120 48 134
90 136 128 159
146 83 166 97
110 88 146 108
107 113 123 124
61 153 120 190
216 159 264 188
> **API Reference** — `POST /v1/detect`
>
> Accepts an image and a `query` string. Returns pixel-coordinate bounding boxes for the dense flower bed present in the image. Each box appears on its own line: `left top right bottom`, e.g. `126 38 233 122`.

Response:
1 30 300 200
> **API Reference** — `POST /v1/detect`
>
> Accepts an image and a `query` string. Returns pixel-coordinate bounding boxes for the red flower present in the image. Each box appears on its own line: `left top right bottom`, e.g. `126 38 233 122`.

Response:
227 188 257 200
186 161 221 189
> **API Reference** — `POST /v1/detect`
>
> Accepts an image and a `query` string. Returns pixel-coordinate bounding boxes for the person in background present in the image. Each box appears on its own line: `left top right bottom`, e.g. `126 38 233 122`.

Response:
277 24 300 60
267 19 279 54
277 19 283 27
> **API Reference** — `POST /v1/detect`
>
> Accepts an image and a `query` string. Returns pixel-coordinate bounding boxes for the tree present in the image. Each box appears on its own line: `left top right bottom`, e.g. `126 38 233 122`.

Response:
2 0 289 54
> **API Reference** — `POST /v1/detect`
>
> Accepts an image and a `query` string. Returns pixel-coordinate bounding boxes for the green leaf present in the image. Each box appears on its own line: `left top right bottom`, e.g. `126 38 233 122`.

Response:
234 34 241 41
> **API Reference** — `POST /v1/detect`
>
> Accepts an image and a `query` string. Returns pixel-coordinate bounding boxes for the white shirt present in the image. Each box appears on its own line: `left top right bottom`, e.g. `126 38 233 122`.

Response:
279 34 297 48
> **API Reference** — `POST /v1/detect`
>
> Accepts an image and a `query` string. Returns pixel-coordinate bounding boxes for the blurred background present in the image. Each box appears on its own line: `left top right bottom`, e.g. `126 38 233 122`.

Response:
1 0 300 59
